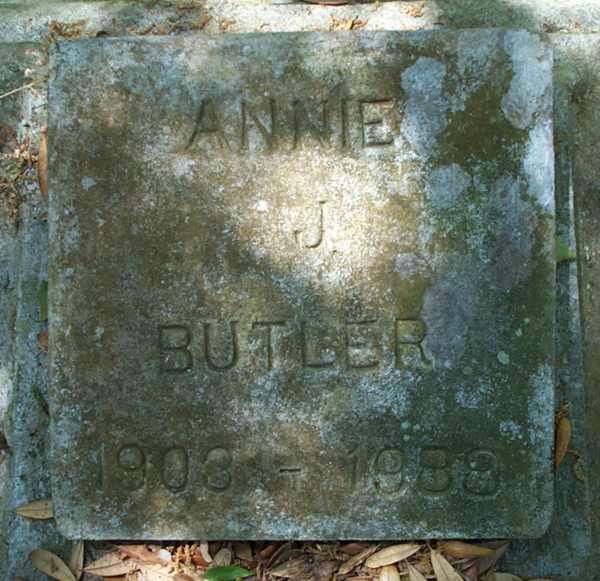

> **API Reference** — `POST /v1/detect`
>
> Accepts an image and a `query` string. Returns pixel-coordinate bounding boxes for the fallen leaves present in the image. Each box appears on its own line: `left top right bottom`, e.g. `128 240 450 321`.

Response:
37 329 49 351
338 546 378 575
232 542 253 562
407 562 427 581
28 539 522 581
119 544 165 565
440 541 492 559
84 553 138 577
1 128 36 228
403 2 425 18
15 499 53 520
329 15 366 30
472 541 510 576
380 565 401 581
218 19 236 32
69 541 84 580
366 544 421 568
270 556 312 578
431 550 462 581
29 549 77 581
555 412 572 470
48 19 89 39
213 548 233 566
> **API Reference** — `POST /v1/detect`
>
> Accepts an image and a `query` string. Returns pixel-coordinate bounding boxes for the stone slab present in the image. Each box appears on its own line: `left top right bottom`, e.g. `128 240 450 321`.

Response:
48 31 555 540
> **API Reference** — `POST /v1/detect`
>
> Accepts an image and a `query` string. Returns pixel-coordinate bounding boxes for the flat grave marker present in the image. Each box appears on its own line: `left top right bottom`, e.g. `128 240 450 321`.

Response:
48 30 555 539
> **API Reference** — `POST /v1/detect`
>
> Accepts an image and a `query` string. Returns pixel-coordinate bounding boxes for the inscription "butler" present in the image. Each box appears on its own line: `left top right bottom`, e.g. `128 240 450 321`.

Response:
159 318 429 373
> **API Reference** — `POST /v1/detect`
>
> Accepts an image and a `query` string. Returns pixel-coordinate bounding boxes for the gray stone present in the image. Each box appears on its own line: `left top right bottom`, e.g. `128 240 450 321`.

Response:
48 30 555 540
2 0 600 44
1 42 73 581
499 35 600 581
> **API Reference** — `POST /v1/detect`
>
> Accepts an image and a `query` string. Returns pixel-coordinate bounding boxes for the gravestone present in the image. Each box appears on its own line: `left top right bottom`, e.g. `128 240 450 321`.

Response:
48 30 555 539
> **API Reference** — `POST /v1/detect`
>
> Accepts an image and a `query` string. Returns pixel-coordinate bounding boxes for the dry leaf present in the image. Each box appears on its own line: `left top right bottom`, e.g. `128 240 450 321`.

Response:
175 573 204 581
192 548 211 569
431 550 462 581
37 330 49 351
84 553 136 576
313 560 338 581
341 543 369 556
380 565 401 581
69 541 84 580
366 544 421 568
200 541 213 563
463 563 479 581
233 542 253 562
440 542 492 559
270 557 313 578
474 542 510 575
214 548 232 566
339 546 378 575
16 499 53 519
37 129 47 199
138 563 175 580
258 544 278 560
555 415 571 469
269 542 295 567
29 549 77 581
407 563 427 581
119 544 164 565
218 19 236 32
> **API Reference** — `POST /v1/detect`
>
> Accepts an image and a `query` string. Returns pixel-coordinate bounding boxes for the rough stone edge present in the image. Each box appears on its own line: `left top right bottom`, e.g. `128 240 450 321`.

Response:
553 33 600 581
501 34 592 579
0 41 73 581
1 0 600 44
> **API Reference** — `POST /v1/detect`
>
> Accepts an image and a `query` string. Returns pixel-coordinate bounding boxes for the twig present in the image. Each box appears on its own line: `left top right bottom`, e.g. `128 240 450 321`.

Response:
0 81 40 102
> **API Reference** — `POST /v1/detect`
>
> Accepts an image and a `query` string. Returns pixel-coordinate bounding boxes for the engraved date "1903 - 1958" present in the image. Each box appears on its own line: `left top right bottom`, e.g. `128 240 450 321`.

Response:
97 443 500 499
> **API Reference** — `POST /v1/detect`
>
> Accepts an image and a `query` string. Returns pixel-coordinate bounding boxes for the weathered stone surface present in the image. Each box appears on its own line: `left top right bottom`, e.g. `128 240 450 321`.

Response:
502 33 597 579
1 42 71 581
2 0 600 44
553 33 600 577
48 30 555 540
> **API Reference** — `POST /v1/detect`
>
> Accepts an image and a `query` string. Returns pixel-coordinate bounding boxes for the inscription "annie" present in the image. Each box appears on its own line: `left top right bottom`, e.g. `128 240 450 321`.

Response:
185 97 397 153
159 318 429 373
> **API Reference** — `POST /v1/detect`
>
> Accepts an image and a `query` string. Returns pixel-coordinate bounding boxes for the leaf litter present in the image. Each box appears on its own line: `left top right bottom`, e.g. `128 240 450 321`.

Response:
29 539 549 581
15 498 53 520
